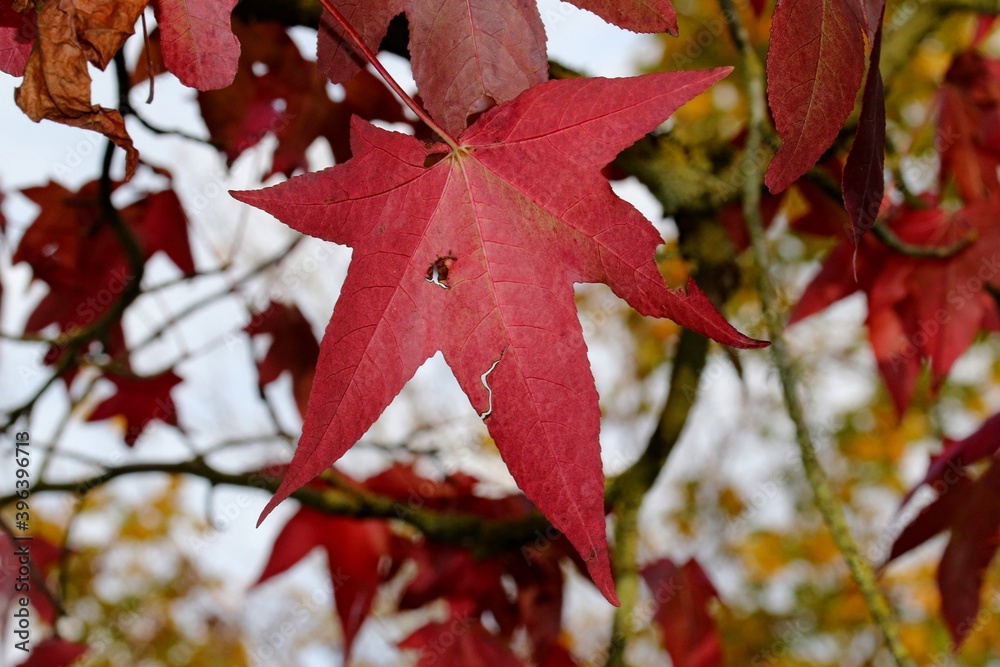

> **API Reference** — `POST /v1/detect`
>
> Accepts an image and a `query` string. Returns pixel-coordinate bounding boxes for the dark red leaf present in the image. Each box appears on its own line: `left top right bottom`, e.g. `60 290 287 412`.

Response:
842 9 885 240
791 199 1000 412
641 558 724 667
16 637 88 667
937 52 1000 202
87 371 183 446
937 460 1000 646
246 302 320 417
886 469 973 564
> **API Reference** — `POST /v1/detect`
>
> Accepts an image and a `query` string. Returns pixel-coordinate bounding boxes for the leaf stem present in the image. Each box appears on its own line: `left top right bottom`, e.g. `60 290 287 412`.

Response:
316 0 461 151
720 2 916 666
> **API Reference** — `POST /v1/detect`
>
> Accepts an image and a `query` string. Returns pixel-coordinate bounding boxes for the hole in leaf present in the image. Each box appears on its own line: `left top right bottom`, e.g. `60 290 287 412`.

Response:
251 61 269 77
424 152 448 168
425 254 456 289
465 95 497 127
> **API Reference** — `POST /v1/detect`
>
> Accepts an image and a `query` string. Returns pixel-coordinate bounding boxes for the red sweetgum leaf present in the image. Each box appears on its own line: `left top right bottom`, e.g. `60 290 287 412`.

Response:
246 302 320 417
255 506 391 658
937 460 1000 647
152 0 240 90
233 71 766 605
15 0 143 178
641 558 724 667
842 9 884 240
765 0 865 193
196 20 406 173
16 637 88 667
0 1 33 76
87 371 183 446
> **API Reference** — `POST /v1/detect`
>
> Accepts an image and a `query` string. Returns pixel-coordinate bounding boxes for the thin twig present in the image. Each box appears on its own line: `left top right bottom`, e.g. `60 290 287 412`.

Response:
720 2 916 665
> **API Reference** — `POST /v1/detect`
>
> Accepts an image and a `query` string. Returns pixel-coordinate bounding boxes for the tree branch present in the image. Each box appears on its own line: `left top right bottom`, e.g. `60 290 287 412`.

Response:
0 459 552 555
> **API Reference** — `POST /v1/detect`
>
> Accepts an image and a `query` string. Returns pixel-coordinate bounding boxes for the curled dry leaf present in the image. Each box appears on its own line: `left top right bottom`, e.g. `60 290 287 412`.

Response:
15 0 145 178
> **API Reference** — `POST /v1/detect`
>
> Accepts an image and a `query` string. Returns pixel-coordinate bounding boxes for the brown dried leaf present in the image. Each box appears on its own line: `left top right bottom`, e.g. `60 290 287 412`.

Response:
14 0 145 178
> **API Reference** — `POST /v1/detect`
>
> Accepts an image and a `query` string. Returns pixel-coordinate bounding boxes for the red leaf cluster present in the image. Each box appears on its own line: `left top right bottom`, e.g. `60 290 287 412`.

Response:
937 52 1000 202
14 180 193 366
255 463 578 665
174 19 408 176
790 198 1000 413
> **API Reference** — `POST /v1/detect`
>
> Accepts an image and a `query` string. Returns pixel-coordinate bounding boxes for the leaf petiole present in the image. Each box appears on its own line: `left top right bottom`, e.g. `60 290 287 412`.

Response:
317 0 462 152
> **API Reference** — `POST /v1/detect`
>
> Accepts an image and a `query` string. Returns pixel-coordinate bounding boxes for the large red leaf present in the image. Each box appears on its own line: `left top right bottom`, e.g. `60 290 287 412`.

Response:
765 0 866 192
641 558 724 667
233 71 765 604
13 181 195 367
316 0 677 137
152 0 240 90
